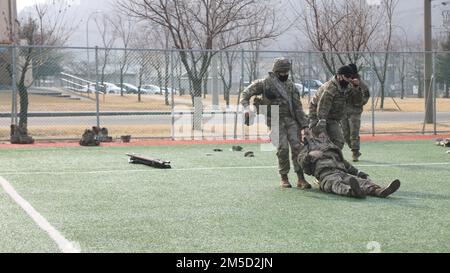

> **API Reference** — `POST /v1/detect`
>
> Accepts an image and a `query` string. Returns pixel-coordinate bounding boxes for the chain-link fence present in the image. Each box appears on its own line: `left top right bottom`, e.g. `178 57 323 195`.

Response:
1 45 449 141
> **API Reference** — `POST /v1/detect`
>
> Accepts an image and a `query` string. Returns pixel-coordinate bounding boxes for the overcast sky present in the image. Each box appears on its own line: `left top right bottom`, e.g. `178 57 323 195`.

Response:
17 0 48 11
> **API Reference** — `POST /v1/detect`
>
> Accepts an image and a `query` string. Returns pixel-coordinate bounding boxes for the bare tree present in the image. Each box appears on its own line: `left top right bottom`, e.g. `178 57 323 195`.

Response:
110 14 135 96
365 0 398 109
390 31 413 99
139 24 172 104
292 0 380 75
94 14 116 89
117 0 281 103
3 1 77 142
218 50 238 106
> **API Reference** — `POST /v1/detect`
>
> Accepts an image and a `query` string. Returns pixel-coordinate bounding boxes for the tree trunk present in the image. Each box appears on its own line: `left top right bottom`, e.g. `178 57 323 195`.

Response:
138 67 143 103
380 84 385 109
120 72 124 96
203 72 208 99
164 53 170 106
400 77 405 99
191 78 203 130
18 81 28 128
418 73 423 98
446 81 449 98
157 69 163 95
120 71 123 97
224 87 230 106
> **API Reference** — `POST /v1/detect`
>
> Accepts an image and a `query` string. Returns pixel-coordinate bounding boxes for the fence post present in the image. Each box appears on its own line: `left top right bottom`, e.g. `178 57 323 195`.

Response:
11 45 18 125
371 73 376 137
234 49 245 139
433 51 437 135
95 46 100 128
170 49 175 141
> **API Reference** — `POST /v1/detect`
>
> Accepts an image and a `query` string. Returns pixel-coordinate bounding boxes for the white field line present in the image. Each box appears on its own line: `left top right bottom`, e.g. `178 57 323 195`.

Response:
0 176 80 253
0 162 449 176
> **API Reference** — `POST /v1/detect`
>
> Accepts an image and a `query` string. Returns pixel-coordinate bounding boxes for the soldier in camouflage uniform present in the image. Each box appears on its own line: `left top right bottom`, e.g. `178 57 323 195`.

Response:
298 136 401 199
309 65 354 149
341 64 371 162
241 58 311 189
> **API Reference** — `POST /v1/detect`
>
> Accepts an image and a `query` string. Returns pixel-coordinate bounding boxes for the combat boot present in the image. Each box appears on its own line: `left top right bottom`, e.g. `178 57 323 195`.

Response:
280 174 292 188
373 180 401 198
348 177 366 199
352 150 362 162
296 173 312 189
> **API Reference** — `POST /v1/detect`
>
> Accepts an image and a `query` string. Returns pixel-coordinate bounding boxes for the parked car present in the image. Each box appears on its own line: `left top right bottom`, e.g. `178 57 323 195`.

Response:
115 83 139 94
160 87 178 95
103 82 122 94
297 79 324 97
140 84 161 95
81 83 105 93
81 84 96 93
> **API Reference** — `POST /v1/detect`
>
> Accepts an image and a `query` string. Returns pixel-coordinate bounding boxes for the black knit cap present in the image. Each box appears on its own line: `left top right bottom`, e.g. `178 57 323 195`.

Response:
337 65 353 76
348 63 358 74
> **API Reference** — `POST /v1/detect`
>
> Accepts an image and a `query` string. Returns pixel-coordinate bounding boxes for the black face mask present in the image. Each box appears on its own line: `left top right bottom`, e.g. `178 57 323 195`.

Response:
339 80 349 88
277 74 289 82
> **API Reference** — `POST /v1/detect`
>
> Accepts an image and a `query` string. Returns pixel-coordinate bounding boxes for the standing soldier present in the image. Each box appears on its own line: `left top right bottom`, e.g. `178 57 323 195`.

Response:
341 64 371 162
309 65 354 149
241 58 311 189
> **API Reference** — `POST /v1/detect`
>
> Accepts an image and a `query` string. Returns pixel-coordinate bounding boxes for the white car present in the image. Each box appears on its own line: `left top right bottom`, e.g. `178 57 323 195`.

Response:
103 82 122 94
115 83 139 94
141 84 161 95
297 80 324 97
160 87 178 95
81 83 100 93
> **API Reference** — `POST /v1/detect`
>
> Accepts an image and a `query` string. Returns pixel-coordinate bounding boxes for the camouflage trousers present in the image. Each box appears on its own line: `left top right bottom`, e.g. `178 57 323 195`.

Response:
319 170 380 197
327 120 345 150
341 112 362 151
271 116 304 175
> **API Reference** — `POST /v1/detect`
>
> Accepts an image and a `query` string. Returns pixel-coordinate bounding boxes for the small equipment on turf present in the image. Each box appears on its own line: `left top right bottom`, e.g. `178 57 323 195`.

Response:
232 146 243 152
435 138 450 147
244 151 255 157
126 154 171 169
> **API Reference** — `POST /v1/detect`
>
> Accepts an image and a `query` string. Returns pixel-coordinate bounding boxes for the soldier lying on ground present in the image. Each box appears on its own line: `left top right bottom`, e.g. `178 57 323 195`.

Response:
298 135 401 199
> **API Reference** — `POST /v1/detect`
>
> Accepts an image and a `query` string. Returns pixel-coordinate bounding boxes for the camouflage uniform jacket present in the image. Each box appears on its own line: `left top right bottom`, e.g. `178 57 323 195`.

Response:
345 79 370 115
240 72 308 128
298 136 359 179
309 76 349 123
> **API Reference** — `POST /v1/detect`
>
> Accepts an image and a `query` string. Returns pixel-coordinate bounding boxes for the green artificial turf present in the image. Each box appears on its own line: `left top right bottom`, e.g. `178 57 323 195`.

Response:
0 140 449 253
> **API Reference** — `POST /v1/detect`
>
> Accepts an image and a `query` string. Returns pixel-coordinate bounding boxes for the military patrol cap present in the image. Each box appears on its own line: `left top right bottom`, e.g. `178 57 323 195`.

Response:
272 58 292 73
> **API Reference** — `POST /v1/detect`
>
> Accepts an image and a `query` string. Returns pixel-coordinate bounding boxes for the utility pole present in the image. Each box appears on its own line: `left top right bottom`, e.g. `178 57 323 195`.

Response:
424 0 434 123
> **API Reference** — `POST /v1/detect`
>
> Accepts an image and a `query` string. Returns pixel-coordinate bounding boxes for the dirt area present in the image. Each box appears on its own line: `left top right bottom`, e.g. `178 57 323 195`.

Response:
2 92 450 112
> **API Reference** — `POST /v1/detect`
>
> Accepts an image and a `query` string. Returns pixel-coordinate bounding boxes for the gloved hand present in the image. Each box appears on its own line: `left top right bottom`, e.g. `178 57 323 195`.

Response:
357 171 369 179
